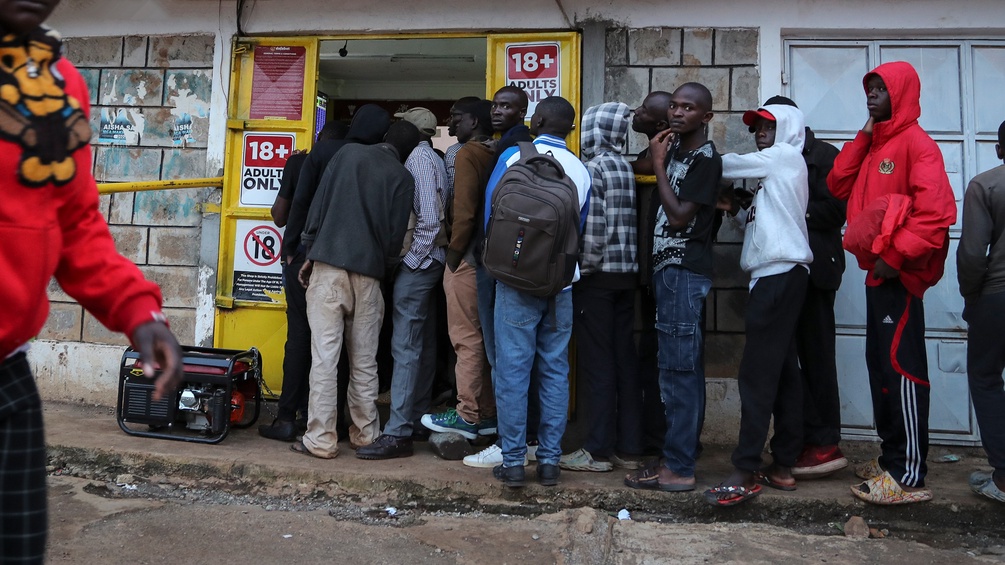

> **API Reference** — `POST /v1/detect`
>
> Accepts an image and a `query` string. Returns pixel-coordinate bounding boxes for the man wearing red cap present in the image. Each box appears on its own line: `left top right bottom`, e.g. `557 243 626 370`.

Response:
706 102 812 506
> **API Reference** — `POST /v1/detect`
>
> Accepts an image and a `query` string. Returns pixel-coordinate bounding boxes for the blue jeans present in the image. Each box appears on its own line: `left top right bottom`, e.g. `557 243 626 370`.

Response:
385 262 444 437
493 282 572 467
653 266 711 477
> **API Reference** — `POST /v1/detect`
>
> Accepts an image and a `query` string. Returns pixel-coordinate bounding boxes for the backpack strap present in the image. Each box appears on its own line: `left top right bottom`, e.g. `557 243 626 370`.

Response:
516 141 538 160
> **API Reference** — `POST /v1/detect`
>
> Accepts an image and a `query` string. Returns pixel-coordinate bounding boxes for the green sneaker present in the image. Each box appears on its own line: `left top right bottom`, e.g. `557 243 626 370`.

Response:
420 409 478 440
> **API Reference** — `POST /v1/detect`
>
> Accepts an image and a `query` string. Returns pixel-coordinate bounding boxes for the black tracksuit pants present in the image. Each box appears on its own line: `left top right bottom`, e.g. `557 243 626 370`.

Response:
865 279 929 488
732 266 807 472
797 284 842 447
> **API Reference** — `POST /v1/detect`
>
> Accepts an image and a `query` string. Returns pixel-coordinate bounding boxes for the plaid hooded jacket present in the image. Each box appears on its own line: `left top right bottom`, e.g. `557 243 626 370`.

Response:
579 102 638 277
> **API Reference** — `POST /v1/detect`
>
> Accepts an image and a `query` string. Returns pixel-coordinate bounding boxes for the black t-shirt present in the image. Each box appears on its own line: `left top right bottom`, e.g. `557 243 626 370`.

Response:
651 140 722 278
277 152 308 201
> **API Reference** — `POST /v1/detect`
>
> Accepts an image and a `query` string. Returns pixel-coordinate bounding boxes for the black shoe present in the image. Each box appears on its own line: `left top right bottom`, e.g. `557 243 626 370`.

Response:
355 434 413 460
537 463 560 487
493 464 526 488
258 419 297 442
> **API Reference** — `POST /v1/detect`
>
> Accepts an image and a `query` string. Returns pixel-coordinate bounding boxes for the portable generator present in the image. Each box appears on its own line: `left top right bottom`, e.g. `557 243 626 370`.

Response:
116 345 263 444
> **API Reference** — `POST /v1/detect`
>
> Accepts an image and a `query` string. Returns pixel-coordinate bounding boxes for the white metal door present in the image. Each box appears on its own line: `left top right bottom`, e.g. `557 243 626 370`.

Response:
785 39 1005 444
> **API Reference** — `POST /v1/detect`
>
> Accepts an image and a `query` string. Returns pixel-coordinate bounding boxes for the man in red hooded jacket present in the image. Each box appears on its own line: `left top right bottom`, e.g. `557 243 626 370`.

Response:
0 1 184 562
828 61 957 505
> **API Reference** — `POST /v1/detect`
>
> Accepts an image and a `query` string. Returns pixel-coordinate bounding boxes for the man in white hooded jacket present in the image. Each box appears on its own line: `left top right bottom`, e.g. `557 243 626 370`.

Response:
705 104 813 507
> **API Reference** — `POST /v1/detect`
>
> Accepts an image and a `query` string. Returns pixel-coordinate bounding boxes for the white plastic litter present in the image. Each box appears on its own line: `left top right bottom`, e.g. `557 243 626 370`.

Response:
385 506 398 516
617 508 631 521
282 534 293 539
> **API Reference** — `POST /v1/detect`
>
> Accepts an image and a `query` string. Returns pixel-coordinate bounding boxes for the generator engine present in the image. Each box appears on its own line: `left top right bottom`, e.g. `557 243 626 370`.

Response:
117 346 261 444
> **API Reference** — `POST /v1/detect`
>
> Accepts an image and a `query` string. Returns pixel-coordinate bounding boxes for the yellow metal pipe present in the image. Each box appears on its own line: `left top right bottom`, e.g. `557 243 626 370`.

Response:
96 177 224 195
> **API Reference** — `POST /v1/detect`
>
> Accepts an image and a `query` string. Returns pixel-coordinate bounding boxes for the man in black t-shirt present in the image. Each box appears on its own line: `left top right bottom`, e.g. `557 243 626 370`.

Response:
259 121 347 442
624 83 722 493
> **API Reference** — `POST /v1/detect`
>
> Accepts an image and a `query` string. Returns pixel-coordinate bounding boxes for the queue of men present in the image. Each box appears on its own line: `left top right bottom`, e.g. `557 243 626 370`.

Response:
260 63 1005 508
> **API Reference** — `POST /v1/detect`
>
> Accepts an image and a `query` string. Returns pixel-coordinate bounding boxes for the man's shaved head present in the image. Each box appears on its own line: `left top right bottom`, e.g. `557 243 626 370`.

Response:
673 82 713 113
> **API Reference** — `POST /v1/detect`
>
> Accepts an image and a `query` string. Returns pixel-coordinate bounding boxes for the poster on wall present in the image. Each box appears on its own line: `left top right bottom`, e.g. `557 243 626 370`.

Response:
504 42 561 117
250 45 306 120
239 131 296 207
232 220 285 302
98 108 140 144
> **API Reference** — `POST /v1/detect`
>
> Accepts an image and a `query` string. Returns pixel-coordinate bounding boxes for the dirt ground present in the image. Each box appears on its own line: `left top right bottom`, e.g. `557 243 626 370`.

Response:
46 474 1005 565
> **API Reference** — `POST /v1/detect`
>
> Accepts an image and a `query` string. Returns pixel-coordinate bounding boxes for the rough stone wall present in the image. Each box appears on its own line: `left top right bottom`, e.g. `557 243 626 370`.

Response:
38 34 216 357
605 27 759 378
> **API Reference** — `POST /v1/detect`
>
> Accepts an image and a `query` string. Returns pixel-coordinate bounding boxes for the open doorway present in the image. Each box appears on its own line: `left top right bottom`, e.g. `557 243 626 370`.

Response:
317 37 487 152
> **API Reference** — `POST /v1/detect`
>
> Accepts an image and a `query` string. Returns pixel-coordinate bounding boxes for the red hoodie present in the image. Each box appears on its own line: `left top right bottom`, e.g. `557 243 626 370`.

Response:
828 61 957 299
0 29 164 359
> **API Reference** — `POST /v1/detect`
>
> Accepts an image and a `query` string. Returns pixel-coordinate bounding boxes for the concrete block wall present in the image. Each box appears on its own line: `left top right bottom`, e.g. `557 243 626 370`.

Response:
32 34 216 404
605 26 760 379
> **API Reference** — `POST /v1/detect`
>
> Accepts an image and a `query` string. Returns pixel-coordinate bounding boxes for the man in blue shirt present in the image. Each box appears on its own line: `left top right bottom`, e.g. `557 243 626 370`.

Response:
483 96 591 487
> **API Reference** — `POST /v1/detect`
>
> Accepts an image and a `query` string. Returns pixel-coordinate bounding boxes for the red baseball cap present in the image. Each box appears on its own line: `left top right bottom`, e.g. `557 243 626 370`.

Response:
742 108 776 128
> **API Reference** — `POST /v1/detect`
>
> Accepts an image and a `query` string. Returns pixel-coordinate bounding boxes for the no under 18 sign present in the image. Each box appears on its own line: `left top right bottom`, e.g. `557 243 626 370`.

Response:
505 42 560 117
240 132 296 207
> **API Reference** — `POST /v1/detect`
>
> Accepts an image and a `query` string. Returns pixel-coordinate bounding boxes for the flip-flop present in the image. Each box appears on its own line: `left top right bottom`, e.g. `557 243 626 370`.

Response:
755 471 797 491
970 471 1005 503
850 470 932 505
623 465 695 492
704 484 762 507
290 440 337 459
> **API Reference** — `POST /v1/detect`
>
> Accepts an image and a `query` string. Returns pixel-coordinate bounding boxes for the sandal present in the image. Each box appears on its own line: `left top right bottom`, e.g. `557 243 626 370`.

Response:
623 465 695 492
290 440 337 459
969 471 1005 503
704 484 762 507
850 470 932 505
755 471 797 491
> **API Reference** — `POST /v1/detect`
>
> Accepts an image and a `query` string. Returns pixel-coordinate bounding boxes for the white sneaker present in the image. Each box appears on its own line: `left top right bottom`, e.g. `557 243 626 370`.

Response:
463 444 530 468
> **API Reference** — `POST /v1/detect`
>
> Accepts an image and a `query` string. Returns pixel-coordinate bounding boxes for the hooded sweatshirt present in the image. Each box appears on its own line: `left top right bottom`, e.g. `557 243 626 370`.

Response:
301 143 414 280
1 26 164 360
578 102 638 284
284 104 391 258
828 61 957 299
723 104 813 280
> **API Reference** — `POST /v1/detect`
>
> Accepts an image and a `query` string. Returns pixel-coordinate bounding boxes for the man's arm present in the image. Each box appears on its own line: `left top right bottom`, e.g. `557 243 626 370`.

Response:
650 131 701 231
827 118 875 201
446 149 482 270
957 179 992 304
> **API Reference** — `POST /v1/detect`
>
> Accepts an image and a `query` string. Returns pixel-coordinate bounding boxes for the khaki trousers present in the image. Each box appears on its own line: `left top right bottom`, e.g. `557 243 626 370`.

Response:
442 260 495 424
303 262 383 457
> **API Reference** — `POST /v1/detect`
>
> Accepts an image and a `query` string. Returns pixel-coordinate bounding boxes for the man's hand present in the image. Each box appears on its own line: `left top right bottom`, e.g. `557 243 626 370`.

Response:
299 259 314 289
716 184 740 215
131 321 184 402
648 129 675 170
872 257 899 279
862 116 875 135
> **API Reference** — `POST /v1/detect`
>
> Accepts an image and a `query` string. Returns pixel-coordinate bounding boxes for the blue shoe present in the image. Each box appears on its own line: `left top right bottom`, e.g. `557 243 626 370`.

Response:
420 409 478 440
478 416 498 436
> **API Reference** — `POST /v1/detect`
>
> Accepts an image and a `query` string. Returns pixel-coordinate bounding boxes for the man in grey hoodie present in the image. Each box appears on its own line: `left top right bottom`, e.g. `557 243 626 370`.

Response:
707 103 812 506
292 121 420 460
560 102 643 473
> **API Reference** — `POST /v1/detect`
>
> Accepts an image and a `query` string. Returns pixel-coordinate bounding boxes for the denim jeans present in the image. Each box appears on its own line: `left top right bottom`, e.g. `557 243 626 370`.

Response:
385 262 444 437
653 266 711 477
493 282 572 467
